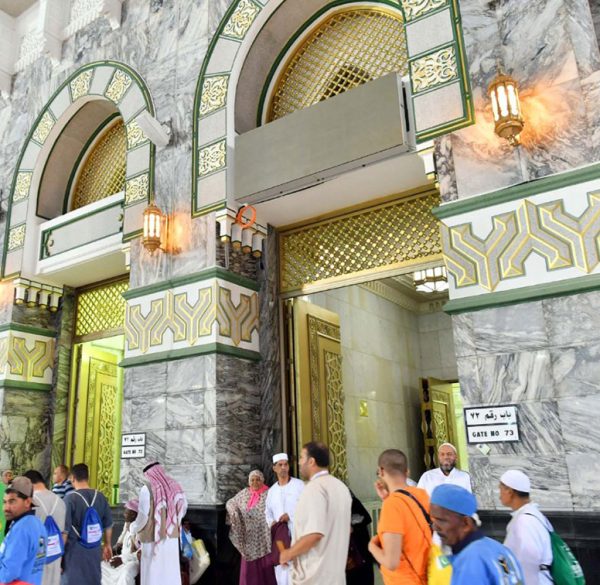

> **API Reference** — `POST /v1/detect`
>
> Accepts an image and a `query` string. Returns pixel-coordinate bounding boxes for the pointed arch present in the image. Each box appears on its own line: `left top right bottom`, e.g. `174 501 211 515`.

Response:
3 61 156 278
191 0 473 217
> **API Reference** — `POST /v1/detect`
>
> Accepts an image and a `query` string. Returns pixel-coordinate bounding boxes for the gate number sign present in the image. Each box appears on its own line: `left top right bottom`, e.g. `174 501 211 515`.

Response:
121 433 146 459
464 405 519 444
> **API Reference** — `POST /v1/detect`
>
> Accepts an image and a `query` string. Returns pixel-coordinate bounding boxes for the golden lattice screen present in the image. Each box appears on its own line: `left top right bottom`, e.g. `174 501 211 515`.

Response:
268 8 408 121
75 280 129 339
71 119 126 210
279 191 442 294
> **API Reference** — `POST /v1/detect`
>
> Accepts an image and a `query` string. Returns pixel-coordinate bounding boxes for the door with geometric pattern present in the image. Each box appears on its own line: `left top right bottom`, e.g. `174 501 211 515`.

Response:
70 343 123 505
287 299 348 482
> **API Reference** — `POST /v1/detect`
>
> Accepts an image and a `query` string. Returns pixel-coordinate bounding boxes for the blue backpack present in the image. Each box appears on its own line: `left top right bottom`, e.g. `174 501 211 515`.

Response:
36 497 64 564
72 490 103 549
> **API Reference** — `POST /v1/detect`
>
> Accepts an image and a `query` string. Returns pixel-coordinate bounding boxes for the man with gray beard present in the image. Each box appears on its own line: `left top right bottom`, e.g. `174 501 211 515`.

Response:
417 443 472 496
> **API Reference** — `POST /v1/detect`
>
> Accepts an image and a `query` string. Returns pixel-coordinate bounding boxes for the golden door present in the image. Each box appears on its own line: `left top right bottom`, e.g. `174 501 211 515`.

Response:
68 344 123 504
287 299 348 481
420 378 468 471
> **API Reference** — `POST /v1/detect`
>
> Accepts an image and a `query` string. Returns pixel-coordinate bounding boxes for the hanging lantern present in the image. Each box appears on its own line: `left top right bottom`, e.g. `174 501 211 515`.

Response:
488 70 524 146
413 266 449 294
142 201 163 254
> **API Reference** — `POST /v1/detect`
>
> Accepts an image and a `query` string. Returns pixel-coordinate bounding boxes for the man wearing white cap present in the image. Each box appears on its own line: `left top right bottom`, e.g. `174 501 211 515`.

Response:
265 453 304 585
417 443 472 496
500 470 553 584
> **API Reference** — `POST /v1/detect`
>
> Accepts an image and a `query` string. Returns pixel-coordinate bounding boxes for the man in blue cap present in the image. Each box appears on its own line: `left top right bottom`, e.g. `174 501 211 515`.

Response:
430 484 524 584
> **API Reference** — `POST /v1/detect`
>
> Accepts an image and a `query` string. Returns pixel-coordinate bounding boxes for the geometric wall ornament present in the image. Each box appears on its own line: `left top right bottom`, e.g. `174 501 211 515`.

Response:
4 61 156 278
123 272 260 365
0 328 56 389
441 190 600 292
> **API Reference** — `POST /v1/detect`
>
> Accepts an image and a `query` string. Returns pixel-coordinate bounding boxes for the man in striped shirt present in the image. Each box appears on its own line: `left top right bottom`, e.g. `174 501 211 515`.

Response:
51 465 74 499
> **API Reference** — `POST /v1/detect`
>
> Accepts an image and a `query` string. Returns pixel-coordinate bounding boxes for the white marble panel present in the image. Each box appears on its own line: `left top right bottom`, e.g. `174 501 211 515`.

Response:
9 200 28 225
89 66 114 96
406 8 453 57
168 463 218 504
550 341 600 398
122 394 166 432
126 143 151 177
564 0 600 79
49 87 72 118
558 394 600 453
566 453 600 510
205 38 240 75
413 82 464 133
119 86 147 121
198 109 227 145
165 428 213 465
21 140 41 169
478 351 555 403
197 170 226 208
544 290 600 346
472 301 546 353
123 361 168 398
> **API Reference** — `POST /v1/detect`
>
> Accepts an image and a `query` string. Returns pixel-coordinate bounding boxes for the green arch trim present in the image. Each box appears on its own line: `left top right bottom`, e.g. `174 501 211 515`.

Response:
3 60 156 278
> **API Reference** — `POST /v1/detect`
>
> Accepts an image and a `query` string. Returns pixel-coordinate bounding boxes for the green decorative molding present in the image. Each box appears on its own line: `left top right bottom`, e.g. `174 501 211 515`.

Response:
434 163 600 220
444 273 600 315
120 343 261 368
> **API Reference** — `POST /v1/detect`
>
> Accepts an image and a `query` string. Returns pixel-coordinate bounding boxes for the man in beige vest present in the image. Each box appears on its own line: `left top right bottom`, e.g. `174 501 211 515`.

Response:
130 462 187 585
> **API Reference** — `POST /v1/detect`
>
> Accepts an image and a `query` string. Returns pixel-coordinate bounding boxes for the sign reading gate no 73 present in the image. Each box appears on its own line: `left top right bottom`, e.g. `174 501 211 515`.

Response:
464 405 519 444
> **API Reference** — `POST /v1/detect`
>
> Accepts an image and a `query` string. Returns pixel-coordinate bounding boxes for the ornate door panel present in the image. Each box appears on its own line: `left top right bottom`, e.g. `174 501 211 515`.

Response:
420 378 468 470
289 299 347 481
72 345 122 504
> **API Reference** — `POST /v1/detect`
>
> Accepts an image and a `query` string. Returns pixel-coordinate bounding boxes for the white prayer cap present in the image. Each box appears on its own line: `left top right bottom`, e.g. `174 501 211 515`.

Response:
500 470 531 493
438 442 457 453
272 453 288 464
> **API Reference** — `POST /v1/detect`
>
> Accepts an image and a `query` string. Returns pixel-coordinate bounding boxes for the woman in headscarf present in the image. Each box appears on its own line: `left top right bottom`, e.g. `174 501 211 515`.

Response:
226 470 276 585
101 499 141 585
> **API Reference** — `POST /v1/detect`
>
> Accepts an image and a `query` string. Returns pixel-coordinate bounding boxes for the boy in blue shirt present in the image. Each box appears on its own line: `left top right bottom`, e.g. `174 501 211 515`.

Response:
430 484 524 585
0 476 46 585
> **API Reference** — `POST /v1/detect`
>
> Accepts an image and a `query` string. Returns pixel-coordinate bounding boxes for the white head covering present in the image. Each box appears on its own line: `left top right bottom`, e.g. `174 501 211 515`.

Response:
272 452 288 464
500 469 531 493
438 442 457 453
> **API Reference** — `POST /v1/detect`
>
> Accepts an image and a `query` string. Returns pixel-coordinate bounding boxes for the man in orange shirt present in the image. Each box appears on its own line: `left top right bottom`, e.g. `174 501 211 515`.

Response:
368 449 431 585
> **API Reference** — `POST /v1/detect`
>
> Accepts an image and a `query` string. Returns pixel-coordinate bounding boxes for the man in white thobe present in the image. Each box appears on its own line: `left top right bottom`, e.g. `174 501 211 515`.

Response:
130 462 187 585
500 470 553 585
265 453 305 585
417 442 472 495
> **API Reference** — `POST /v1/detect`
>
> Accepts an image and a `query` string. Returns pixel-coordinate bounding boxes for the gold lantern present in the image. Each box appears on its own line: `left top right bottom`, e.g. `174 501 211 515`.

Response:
142 201 163 254
488 70 524 146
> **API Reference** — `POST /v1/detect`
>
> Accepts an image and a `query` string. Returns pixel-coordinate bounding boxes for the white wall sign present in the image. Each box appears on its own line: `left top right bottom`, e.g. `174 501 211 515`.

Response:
122 433 146 446
121 445 146 459
464 405 519 444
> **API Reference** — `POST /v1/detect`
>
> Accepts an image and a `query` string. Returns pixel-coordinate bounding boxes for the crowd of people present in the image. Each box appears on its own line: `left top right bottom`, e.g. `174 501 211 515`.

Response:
225 441 584 585
0 442 584 585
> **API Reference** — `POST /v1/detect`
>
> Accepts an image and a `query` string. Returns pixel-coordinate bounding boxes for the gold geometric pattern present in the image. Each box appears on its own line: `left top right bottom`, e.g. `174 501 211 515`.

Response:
14 172 32 202
32 111 55 145
71 120 127 210
97 377 118 500
401 0 448 21
324 349 347 482
280 191 442 293
75 280 129 338
125 174 149 205
410 46 458 93
222 0 261 40
198 140 226 177
441 193 600 291
125 117 148 150
199 75 229 116
7 336 54 380
125 282 259 354
105 69 132 104
7 225 26 251
268 8 407 121
216 287 258 346
70 70 93 101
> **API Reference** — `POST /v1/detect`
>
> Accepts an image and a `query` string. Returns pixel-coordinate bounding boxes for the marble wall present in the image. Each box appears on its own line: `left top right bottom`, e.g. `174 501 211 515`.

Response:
437 0 600 202
453 289 600 511
308 285 457 500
